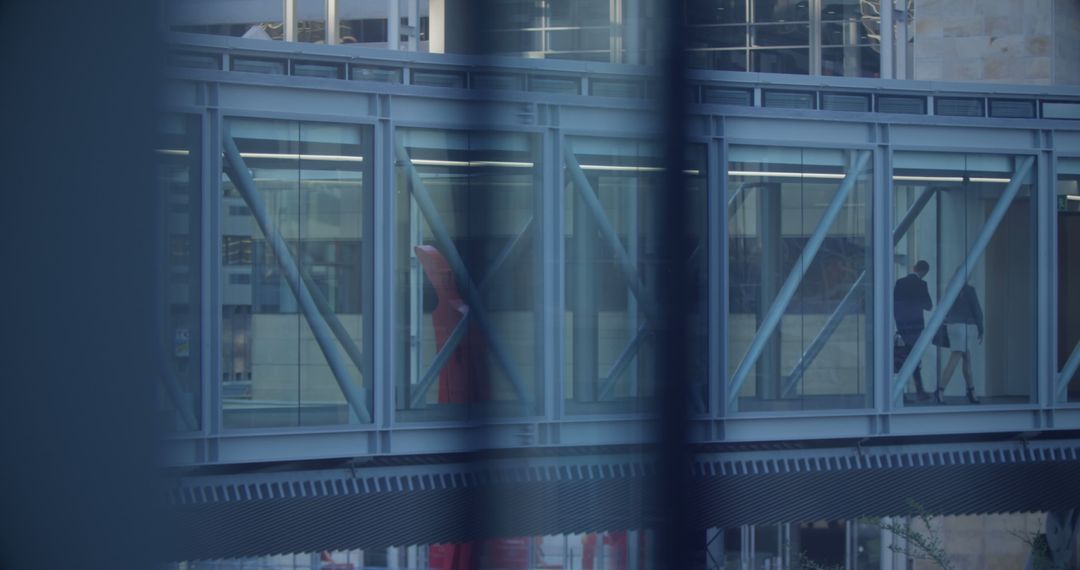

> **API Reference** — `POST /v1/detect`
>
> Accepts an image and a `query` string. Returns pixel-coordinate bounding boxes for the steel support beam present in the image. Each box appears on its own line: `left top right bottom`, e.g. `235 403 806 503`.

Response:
892 156 1035 403
222 133 371 423
408 217 535 408
598 324 650 401
727 150 871 408
563 144 649 311
1057 341 1080 400
782 186 937 395
395 140 531 407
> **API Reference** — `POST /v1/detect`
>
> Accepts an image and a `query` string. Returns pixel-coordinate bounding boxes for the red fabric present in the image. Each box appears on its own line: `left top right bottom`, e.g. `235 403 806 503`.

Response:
414 245 490 404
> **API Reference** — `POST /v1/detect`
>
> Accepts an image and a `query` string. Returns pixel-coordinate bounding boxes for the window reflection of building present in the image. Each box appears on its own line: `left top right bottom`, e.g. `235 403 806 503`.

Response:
165 0 897 76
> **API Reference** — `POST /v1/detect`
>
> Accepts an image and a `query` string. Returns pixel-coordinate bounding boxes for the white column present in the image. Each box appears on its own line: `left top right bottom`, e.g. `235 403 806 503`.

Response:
428 0 443 52
388 0 400 50
326 0 338 44
407 0 419 51
880 0 894 79
284 0 297 41
387 546 401 569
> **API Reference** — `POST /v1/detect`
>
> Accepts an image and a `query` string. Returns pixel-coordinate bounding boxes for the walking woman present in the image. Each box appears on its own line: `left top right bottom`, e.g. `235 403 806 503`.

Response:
936 283 984 404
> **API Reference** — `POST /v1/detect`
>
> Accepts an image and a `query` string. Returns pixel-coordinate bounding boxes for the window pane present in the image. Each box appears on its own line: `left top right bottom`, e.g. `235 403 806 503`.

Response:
892 152 1035 406
752 0 810 23
395 128 541 421
222 118 371 428
157 114 202 432
728 146 873 412
1058 157 1080 402
752 48 810 74
563 138 707 414
821 46 880 77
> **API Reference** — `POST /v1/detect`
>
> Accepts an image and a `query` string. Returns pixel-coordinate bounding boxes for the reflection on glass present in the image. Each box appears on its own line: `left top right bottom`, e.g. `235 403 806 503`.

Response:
1057 157 1080 402
892 152 1035 406
168 0 285 40
221 118 371 428
395 128 540 420
563 138 707 414
157 114 202 432
728 145 873 412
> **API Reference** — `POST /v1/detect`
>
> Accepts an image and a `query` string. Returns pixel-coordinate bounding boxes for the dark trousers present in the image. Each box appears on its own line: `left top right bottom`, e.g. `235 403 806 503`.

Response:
894 328 927 394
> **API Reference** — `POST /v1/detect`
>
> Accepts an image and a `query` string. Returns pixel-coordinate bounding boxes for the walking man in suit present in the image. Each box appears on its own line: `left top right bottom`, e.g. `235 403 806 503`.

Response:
894 260 933 400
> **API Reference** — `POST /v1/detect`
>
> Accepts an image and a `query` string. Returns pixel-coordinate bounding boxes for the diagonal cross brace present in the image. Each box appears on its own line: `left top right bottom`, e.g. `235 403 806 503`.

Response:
727 150 872 408
1056 340 1080 401
223 133 371 423
782 186 938 396
396 140 532 407
563 144 652 313
409 216 534 409
892 156 1035 404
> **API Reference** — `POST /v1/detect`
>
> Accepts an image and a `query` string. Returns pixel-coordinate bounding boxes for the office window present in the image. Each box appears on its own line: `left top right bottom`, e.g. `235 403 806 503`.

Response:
728 145 873 412
395 128 541 420
156 114 202 432
221 117 372 428
563 138 707 414
892 152 1036 406
1058 157 1080 402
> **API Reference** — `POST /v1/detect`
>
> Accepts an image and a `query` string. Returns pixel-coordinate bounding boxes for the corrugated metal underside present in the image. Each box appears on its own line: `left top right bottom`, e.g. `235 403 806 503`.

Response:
166 443 1080 561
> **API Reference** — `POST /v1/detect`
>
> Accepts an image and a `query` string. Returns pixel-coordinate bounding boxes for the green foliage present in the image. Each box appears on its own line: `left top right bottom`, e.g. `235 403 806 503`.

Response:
877 500 954 570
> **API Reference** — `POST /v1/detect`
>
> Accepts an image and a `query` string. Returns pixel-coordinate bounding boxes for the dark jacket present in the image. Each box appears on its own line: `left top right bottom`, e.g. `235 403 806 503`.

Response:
894 273 932 333
945 284 984 336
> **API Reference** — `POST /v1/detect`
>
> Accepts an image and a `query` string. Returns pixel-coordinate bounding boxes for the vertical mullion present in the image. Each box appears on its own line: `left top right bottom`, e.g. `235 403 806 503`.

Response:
875 128 892 416
809 0 822 75
720 137 732 415
709 137 724 419
361 120 377 425
375 111 395 429
547 128 565 421
1040 145 1055 406
205 97 223 441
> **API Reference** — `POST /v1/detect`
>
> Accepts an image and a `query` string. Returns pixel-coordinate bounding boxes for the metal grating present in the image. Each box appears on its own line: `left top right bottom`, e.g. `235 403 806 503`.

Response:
702 87 753 106
989 99 1036 119
292 61 342 79
350 65 402 83
589 79 644 99
763 91 815 109
230 57 286 75
166 444 1080 561
529 75 579 95
471 73 524 91
877 95 926 114
822 92 870 112
936 97 985 117
410 69 466 88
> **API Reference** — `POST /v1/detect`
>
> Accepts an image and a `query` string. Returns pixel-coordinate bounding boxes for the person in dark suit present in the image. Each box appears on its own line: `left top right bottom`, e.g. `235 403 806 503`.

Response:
894 260 933 400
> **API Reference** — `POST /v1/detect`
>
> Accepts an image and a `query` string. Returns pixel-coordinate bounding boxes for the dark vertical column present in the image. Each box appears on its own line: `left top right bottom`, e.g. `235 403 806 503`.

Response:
758 182 782 400
655 0 695 568
0 0 163 567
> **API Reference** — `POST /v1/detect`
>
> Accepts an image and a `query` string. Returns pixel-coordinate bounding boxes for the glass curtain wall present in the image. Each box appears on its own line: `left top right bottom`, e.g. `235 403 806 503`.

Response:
562 138 707 414
157 114 202 432
221 118 372 428
684 0 879 75
727 145 873 412
1058 157 1080 402
891 152 1036 406
394 128 541 421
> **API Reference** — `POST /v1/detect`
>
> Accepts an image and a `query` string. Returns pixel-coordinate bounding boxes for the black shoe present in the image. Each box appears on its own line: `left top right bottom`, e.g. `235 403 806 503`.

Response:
934 388 946 404
966 388 981 404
